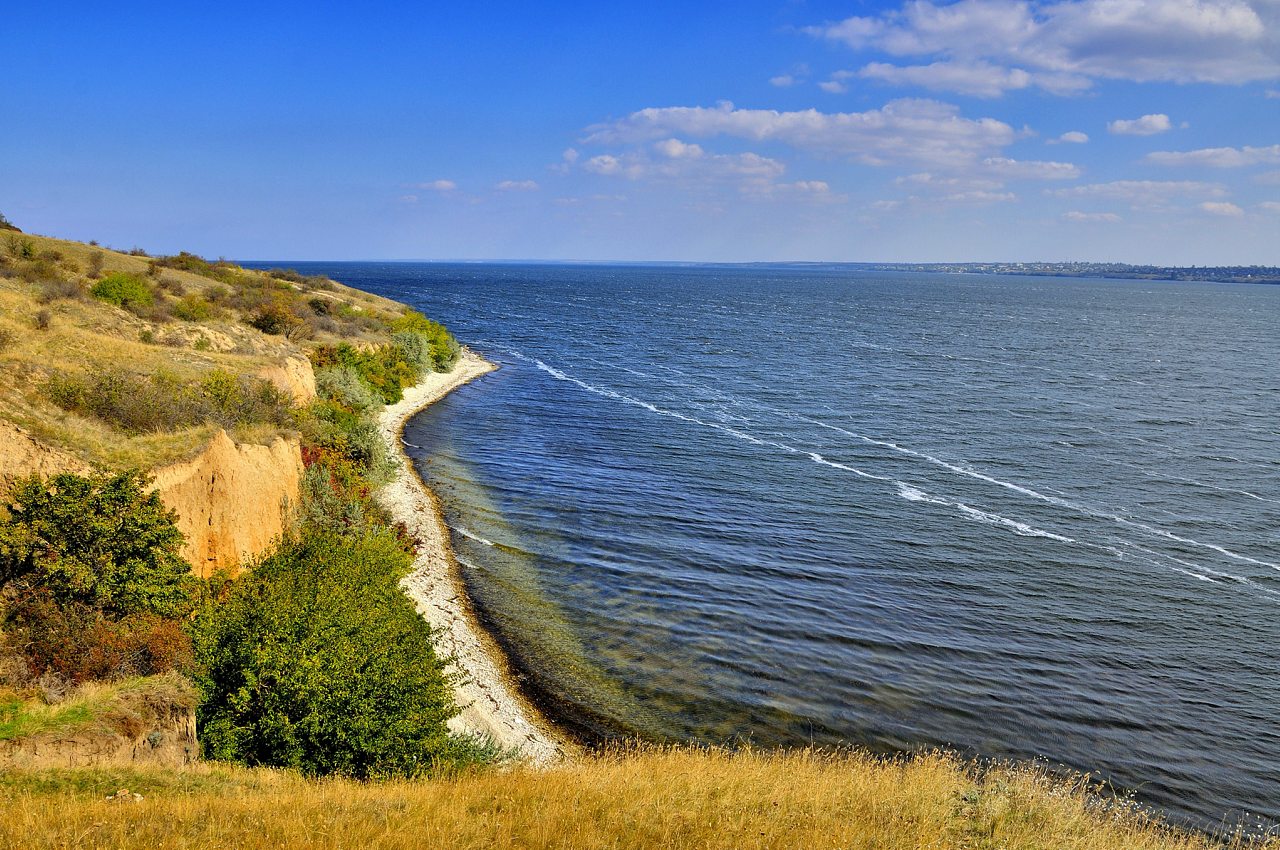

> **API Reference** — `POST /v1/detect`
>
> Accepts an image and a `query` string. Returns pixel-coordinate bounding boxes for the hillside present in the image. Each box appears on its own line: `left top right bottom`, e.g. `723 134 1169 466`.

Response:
0 230 411 473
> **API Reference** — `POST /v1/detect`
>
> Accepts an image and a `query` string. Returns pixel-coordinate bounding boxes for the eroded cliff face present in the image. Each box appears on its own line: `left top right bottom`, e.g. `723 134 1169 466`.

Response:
0 705 198 770
151 430 303 577
257 354 317 405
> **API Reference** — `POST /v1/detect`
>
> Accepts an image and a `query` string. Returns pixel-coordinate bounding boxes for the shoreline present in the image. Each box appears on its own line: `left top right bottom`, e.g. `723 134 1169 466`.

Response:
375 348 569 762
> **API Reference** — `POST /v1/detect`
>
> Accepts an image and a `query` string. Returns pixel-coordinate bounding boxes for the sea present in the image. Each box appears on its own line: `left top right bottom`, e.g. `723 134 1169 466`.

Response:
260 262 1280 832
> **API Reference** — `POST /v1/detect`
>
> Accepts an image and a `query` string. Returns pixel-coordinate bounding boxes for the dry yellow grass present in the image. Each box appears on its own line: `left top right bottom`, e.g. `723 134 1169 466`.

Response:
0 231 409 470
0 747 1264 850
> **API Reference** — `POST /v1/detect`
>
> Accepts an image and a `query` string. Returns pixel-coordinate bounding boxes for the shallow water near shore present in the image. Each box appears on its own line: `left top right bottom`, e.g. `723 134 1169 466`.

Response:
266 262 1279 832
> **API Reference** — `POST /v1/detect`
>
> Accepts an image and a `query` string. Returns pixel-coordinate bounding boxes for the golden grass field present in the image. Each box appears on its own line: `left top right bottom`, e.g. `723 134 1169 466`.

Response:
1 747 1268 850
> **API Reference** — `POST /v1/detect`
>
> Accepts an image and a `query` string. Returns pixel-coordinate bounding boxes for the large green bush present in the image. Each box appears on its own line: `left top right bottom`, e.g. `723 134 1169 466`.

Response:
0 470 198 683
392 311 460 371
90 273 154 311
0 470 196 619
310 343 416 404
191 529 468 778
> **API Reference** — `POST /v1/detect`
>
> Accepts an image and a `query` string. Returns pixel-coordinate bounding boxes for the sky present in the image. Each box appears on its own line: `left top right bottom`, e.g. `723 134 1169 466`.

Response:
2 0 1279 263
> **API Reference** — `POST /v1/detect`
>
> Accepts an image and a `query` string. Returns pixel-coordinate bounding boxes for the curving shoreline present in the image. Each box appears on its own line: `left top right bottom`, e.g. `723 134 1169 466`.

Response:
375 348 568 763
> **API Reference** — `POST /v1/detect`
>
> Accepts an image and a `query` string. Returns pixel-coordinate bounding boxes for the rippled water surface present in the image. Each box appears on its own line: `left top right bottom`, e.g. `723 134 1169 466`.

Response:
283 263 1280 829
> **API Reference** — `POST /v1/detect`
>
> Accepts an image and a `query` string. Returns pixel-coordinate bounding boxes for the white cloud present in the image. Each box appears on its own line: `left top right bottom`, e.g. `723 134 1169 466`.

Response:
654 138 705 159
770 64 810 87
1257 201 1280 212
1200 201 1245 215
1055 130 1089 144
1108 114 1173 136
496 180 539 191
818 80 849 93
1146 144 1280 167
417 179 457 192
805 0 1280 93
1063 211 1122 222
584 148 787 186
1268 89 1280 98
856 59 1089 97
1050 180 1226 203
584 99 1016 168
942 189 1017 203
897 172 1004 191
981 156 1081 179
857 60 1028 97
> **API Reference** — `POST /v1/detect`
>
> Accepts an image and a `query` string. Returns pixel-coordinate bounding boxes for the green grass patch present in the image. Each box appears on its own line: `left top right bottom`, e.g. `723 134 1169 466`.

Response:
90 272 154 311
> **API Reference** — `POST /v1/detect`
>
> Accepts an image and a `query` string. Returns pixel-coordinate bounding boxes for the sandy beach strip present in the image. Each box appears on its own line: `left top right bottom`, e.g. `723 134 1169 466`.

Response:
376 347 568 763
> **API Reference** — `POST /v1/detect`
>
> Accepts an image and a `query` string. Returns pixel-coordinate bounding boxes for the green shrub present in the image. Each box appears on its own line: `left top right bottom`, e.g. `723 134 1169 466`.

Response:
45 369 294 434
315 366 382 414
310 343 417 404
391 311 460 371
0 470 196 621
191 528 470 778
91 273 154 312
172 293 213 322
4 235 35 260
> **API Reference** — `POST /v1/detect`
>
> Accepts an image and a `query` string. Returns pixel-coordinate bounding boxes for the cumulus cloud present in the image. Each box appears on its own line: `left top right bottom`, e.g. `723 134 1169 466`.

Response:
584 99 1016 168
1200 200 1245 215
496 180 539 191
1146 144 1280 167
805 0 1280 96
417 179 457 192
1050 180 1226 203
1108 114 1173 135
1063 211 1122 222
819 80 849 93
1054 130 1089 144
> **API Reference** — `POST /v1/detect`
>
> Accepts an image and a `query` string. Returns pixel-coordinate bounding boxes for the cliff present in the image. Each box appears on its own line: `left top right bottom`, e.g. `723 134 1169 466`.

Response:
151 430 304 577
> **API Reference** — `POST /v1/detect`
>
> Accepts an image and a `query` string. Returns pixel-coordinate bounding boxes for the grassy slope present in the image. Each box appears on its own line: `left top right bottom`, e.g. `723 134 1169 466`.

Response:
0 232 406 469
0 674 195 743
0 748 1264 850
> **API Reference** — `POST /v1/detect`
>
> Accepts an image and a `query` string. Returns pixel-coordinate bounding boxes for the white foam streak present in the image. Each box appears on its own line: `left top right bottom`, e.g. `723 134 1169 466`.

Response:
453 526 495 547
804 415 1280 573
895 483 1075 542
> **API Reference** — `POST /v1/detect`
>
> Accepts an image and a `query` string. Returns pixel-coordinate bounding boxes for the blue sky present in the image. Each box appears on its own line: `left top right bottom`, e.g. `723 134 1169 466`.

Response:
3 1 1278 263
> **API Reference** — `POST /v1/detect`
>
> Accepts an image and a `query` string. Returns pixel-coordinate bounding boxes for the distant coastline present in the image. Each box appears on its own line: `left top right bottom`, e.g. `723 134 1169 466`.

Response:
779 261 1280 286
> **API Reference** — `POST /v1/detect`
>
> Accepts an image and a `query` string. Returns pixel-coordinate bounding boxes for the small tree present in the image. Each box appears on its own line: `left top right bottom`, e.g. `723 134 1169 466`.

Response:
0 469 195 619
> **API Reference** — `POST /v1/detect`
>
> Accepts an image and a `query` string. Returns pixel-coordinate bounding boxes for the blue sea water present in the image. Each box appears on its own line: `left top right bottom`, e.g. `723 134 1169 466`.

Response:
269 262 1280 831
